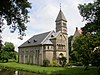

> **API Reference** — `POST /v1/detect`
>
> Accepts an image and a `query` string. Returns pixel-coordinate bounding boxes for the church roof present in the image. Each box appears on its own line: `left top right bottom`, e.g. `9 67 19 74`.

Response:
19 31 52 47
74 27 82 35
19 31 56 48
72 27 82 41
55 9 67 22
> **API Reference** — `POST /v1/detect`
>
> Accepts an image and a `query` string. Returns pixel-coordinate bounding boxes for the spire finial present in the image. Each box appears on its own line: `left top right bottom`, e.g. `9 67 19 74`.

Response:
60 3 61 10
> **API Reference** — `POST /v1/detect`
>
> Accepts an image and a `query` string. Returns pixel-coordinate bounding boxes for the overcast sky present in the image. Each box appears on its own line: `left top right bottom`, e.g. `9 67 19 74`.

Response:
2 0 94 51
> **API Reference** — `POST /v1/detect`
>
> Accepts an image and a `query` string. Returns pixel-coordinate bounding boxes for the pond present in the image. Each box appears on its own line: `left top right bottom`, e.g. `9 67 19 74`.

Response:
0 68 41 75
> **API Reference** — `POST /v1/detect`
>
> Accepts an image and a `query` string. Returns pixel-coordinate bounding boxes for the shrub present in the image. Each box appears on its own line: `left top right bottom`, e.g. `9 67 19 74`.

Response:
51 60 59 67
43 59 50 67
58 56 67 67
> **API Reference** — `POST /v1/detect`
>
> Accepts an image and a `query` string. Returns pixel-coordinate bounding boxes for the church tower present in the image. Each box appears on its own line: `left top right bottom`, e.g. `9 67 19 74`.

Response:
55 9 69 63
55 9 67 34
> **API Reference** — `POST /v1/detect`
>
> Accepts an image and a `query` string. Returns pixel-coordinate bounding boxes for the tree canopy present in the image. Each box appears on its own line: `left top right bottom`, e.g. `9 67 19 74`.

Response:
0 42 16 62
78 0 100 34
72 0 100 71
0 0 31 37
73 33 100 66
3 42 15 52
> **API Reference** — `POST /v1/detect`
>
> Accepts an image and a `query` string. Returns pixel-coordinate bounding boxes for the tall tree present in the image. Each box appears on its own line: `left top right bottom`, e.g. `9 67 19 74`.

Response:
78 0 100 34
73 33 100 65
0 42 16 62
72 0 100 72
0 0 31 50
0 0 31 38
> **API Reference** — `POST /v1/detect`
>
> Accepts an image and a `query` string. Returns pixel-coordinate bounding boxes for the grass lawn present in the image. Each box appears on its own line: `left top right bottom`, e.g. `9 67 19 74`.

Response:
0 62 98 75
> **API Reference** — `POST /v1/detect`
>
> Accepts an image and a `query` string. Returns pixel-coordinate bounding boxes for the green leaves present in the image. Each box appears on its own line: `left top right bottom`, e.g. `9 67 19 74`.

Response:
0 42 16 62
78 0 100 34
73 33 100 67
0 0 31 37
3 42 15 52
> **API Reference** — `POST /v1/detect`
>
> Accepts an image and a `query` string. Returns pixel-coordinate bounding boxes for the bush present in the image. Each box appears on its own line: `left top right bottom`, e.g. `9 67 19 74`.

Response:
51 60 59 67
43 59 50 67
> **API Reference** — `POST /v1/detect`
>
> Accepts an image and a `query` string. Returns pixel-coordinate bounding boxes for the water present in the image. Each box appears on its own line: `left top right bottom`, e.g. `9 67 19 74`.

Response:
0 68 40 75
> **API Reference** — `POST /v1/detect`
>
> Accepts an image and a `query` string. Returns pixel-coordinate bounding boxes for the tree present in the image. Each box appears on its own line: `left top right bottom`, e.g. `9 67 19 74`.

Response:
78 0 100 34
68 36 73 55
73 32 100 70
58 53 67 67
0 51 10 62
0 0 31 36
68 35 79 63
92 47 100 74
0 42 16 62
3 42 15 52
76 0 100 71
0 0 31 51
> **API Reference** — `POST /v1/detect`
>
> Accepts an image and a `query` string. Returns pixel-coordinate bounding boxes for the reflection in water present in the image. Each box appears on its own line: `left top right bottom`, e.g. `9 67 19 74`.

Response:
0 68 15 75
0 68 40 75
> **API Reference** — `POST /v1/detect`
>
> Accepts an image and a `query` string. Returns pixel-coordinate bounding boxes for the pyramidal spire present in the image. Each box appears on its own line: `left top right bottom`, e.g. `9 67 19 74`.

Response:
55 7 67 22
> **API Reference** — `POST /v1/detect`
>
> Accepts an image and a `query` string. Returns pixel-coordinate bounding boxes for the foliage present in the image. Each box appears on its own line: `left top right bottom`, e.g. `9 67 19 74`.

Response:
0 0 31 38
0 42 16 62
70 50 80 63
58 53 67 67
78 0 100 34
0 51 10 62
92 47 100 67
73 33 100 67
61 57 67 67
92 47 100 74
3 42 15 52
72 0 100 71
43 59 50 67
52 60 58 67
68 36 73 55
72 62 83 66
51 67 98 75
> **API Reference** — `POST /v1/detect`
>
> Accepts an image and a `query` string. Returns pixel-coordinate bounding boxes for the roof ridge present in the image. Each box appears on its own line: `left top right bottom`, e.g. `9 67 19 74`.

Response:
33 31 51 36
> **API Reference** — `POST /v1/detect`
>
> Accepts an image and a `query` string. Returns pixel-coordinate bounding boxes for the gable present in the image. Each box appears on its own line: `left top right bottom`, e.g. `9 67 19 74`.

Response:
41 31 55 45
72 28 82 41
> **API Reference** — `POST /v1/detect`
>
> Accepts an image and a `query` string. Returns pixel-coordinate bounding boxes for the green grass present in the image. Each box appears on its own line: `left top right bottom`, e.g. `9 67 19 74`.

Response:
0 62 63 74
0 62 98 75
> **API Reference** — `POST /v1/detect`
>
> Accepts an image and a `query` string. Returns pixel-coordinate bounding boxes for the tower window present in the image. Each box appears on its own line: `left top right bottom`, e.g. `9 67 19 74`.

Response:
57 23 61 25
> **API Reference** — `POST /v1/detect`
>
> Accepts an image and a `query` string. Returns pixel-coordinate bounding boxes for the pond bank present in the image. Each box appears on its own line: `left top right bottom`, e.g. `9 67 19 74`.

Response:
0 62 63 74
0 68 41 75
0 62 98 75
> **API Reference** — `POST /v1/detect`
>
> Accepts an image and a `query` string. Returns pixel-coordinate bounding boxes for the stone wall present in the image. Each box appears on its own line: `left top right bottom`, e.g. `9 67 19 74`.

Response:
18 46 43 65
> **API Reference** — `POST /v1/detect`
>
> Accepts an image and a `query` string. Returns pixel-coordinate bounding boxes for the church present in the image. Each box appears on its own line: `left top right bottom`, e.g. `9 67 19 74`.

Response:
18 9 69 65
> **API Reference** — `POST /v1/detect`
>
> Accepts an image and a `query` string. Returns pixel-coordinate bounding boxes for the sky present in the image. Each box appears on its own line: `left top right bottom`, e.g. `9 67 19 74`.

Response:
1 0 94 51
